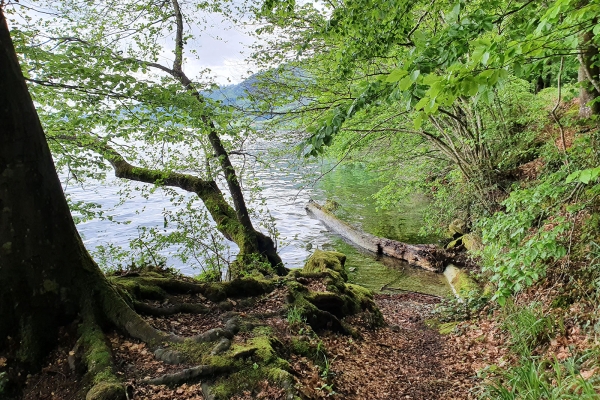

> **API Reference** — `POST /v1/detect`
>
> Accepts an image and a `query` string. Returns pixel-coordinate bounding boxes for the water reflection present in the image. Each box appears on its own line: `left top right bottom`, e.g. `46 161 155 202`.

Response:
66 149 450 296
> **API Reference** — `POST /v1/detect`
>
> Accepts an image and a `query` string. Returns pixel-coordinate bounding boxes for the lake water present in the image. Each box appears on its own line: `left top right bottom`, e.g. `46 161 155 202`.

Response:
66 146 451 296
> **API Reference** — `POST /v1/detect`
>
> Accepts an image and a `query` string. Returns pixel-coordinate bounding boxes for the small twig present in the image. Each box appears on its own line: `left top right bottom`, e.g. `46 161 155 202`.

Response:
551 57 567 162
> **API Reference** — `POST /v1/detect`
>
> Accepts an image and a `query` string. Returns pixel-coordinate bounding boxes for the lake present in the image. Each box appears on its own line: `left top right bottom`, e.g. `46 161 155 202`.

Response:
66 145 451 296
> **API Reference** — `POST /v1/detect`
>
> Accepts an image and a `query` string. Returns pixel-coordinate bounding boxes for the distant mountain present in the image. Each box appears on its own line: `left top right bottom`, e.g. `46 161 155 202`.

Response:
203 74 261 107
203 66 307 110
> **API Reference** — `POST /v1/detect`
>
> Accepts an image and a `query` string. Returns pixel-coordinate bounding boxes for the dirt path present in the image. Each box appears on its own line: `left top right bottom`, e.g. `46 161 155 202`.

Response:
304 293 477 399
20 288 478 399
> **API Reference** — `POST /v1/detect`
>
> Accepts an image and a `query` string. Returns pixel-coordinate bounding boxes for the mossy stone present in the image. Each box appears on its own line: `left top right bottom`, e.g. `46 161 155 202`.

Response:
461 233 483 251
448 219 467 238
85 382 126 400
303 250 347 281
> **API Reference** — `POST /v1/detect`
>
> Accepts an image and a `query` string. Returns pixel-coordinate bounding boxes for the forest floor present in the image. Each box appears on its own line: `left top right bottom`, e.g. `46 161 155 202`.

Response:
18 277 510 400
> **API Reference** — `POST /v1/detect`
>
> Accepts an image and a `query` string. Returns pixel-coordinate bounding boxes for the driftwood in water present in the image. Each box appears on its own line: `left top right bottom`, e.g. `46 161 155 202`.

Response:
306 200 459 273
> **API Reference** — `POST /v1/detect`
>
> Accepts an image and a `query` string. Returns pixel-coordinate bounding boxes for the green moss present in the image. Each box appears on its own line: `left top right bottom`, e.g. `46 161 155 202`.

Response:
171 341 214 364
78 325 116 385
303 250 348 281
211 367 263 400
452 271 479 297
438 321 460 335
461 233 483 251
290 337 313 356
85 382 125 400
287 269 384 331
267 367 292 382
249 335 276 362
108 277 166 301
208 327 292 399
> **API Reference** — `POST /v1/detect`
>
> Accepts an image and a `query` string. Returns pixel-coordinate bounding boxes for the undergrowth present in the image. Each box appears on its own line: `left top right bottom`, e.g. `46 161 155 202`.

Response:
501 302 555 357
480 352 600 400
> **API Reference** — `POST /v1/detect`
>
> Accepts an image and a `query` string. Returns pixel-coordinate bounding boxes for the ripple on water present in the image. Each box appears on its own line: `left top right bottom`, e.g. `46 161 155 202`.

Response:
66 153 449 295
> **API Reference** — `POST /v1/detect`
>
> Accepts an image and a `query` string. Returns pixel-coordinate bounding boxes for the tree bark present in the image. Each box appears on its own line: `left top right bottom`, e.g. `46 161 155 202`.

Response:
579 28 600 117
158 0 284 275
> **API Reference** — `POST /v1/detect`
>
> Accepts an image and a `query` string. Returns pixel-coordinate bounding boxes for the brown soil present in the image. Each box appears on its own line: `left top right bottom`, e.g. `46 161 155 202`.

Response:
19 286 483 400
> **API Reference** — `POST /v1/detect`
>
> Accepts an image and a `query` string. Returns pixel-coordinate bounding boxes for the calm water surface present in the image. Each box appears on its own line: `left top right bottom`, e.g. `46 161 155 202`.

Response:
66 147 450 296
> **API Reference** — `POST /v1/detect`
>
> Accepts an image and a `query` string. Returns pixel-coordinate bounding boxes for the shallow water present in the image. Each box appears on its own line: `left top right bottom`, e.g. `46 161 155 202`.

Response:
66 147 450 296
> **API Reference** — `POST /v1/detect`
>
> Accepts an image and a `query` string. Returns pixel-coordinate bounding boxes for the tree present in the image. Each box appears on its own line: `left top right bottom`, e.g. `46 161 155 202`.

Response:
9 0 284 277
251 0 600 223
1 3 311 398
0 6 173 397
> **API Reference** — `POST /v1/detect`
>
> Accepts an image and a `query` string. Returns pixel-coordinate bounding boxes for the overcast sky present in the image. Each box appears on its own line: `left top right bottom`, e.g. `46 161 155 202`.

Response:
11 1 260 87
185 17 256 86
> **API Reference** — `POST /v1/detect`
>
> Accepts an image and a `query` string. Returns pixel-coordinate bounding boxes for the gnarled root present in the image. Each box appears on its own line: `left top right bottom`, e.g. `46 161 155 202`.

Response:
78 300 127 400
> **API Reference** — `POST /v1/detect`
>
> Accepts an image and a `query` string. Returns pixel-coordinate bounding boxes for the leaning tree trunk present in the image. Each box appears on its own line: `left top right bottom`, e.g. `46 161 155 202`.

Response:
579 28 600 117
0 9 167 398
306 201 476 272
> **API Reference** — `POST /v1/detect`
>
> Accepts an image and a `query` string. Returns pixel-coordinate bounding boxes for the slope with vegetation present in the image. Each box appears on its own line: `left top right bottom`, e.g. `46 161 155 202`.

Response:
248 0 600 396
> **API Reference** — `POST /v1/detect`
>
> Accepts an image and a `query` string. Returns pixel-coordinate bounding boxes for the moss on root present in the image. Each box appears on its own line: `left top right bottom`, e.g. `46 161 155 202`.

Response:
78 316 125 400
303 250 348 281
195 326 295 399
108 276 167 301
85 382 126 400
285 251 384 332
109 271 275 304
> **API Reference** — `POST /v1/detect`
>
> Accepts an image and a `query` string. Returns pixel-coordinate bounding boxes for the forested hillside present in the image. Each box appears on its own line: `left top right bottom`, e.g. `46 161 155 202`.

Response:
249 0 600 396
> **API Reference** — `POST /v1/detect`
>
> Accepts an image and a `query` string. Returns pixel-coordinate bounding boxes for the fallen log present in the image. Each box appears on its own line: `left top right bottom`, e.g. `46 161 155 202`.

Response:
306 200 465 273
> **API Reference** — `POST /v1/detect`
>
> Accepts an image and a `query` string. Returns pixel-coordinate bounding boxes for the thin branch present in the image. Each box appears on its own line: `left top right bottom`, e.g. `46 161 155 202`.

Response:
551 57 567 157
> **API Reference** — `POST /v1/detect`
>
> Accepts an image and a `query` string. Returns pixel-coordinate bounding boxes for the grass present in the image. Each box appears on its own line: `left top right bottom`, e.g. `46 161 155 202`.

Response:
286 305 306 326
501 301 555 357
480 354 600 399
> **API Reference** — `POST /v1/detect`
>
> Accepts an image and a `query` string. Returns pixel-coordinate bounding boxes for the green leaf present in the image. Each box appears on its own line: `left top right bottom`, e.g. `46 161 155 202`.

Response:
398 75 413 90
415 97 428 111
481 52 490 66
565 170 579 183
386 69 408 83
410 70 421 83
414 113 424 129
422 74 441 85
580 169 592 184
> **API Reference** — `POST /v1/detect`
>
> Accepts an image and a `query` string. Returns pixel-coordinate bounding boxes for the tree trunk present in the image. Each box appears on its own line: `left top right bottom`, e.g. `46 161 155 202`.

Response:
0 9 165 397
579 29 600 117
96 141 285 276
305 201 452 272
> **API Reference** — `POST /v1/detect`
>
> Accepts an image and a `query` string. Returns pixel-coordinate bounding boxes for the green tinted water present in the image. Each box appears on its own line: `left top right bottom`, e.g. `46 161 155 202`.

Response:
315 163 451 297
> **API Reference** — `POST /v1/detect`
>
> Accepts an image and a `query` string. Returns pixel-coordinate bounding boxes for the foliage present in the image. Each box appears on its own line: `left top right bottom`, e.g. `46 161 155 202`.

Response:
249 0 600 240
479 354 600 400
501 302 555 357
479 170 573 304
7 0 280 273
478 121 600 304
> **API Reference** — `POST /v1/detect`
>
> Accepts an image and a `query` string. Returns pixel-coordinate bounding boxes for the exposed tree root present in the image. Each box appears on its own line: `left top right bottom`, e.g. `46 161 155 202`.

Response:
109 274 276 303
133 301 209 316
143 365 231 386
12 254 385 399
286 251 385 334
78 301 127 400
